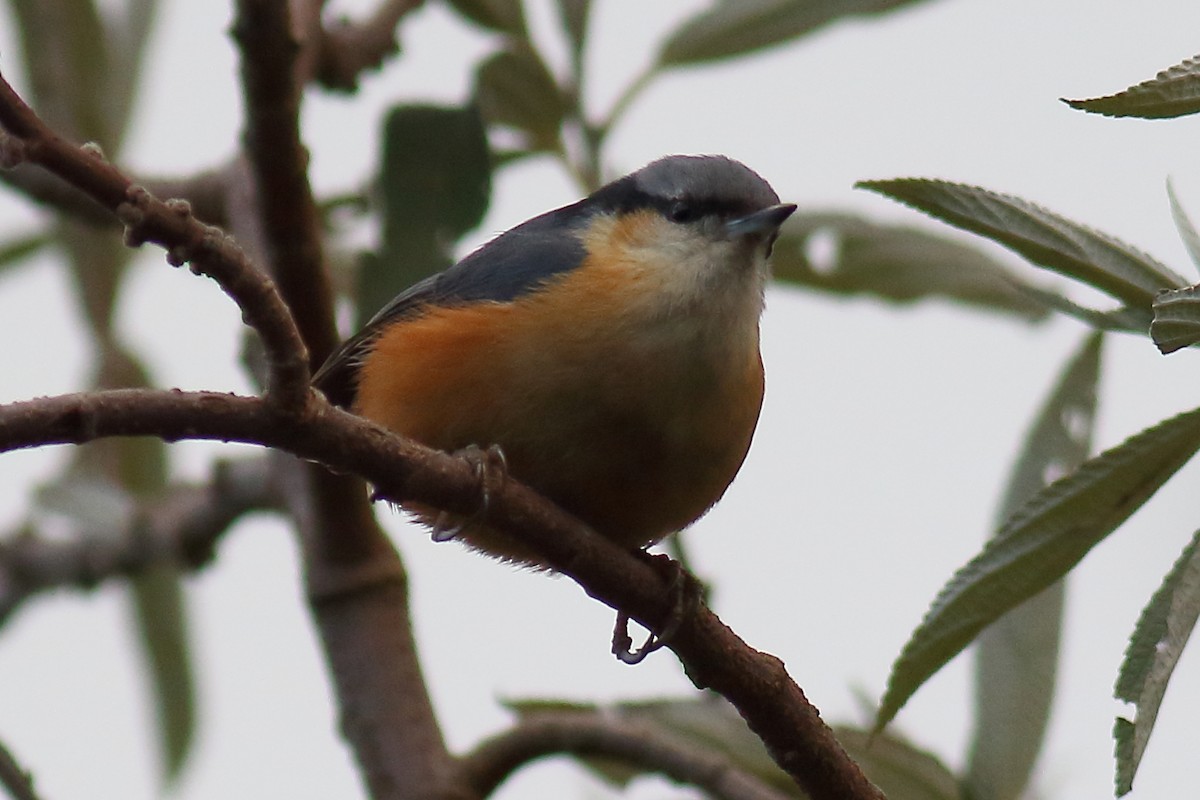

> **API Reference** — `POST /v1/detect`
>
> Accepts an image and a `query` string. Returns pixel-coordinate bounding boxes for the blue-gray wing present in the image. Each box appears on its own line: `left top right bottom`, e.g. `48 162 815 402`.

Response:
312 199 592 408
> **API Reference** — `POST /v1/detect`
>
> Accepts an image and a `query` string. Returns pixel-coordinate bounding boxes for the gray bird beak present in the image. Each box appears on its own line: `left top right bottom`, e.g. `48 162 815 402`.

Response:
725 203 797 239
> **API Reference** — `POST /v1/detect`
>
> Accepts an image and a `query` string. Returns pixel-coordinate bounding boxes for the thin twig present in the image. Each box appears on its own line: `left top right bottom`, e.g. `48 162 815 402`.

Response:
0 77 311 407
462 710 796 800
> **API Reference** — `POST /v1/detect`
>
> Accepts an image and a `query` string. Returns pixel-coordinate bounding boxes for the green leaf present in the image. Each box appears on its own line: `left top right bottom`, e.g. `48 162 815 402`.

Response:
658 0 931 66
772 212 1051 321
1150 283 1200 354
442 0 526 34
473 43 567 154
877 405 1200 732
1063 54 1200 119
858 179 1188 310
1166 179 1200 275
108 0 162 145
507 697 959 799
966 333 1103 800
555 0 590 69
1017 285 1150 334
1113 529 1200 795
130 565 195 784
0 231 53 280
362 104 492 325
836 727 961 800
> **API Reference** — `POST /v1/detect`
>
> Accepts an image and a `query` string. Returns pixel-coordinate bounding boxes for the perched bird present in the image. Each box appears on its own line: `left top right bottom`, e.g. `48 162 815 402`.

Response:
313 154 795 567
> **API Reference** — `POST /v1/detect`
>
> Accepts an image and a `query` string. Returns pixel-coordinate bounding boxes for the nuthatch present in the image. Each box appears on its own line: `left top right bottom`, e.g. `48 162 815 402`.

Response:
314 155 795 566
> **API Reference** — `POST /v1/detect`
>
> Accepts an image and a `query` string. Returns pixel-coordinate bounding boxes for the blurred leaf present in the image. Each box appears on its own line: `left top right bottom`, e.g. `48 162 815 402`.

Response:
107 0 162 145
508 696 959 799
658 0 931 66
858 179 1188 310
473 42 567 154
1150 284 1200 354
1166 179 1200 275
0 231 53 280
1063 54 1200 119
836 727 961 800
1113 528 1200 796
130 565 195 784
506 696 791 792
362 104 492 324
877 405 1200 732
11 0 118 145
966 333 1103 800
772 212 1051 320
1018 284 1150 334
556 0 590 69
443 0 526 34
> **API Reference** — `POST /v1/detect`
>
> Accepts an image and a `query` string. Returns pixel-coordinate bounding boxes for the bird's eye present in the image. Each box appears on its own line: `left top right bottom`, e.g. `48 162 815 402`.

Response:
668 201 698 223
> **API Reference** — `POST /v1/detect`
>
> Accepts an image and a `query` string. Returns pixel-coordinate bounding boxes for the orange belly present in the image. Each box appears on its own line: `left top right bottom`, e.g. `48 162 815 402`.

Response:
355 256 765 564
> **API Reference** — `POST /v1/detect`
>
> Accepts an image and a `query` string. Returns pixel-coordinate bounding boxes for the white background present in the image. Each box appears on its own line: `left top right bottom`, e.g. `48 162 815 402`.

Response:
0 1 1198 798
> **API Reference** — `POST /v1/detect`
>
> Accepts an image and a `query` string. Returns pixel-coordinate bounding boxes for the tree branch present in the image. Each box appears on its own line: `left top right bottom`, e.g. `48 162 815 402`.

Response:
0 161 231 229
0 55 881 800
0 457 281 624
0 85 310 407
462 710 796 800
230 7 460 799
314 0 424 91
0 386 883 800
232 0 338 367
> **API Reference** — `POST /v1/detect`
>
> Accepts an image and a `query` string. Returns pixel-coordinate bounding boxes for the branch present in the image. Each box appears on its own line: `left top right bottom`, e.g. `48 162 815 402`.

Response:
0 52 879 800
0 737 43 800
0 387 882 800
231 8 458 799
0 457 281 624
232 0 339 367
462 710 795 800
314 0 424 91
0 161 231 229
0 77 311 407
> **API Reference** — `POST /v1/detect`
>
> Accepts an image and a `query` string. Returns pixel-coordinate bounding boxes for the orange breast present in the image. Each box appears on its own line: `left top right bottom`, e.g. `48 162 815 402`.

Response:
355 218 765 563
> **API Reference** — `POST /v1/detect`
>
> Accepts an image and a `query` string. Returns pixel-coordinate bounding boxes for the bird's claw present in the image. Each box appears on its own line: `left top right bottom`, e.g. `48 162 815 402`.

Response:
431 444 508 543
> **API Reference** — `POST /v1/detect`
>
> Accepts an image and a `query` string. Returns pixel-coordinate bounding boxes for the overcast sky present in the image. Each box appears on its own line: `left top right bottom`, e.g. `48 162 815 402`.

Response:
1 1 1199 799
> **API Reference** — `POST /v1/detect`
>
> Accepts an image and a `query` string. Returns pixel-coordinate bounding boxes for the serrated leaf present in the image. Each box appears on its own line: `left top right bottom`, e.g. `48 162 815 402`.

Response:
1166 179 1200 275
877 405 1200 732
858 179 1188 309
1151 283 1200 354
443 0 526 34
966 333 1103 800
772 212 1051 321
473 43 567 153
362 104 492 324
658 0 930 66
1113 528 1200 796
1063 54 1200 119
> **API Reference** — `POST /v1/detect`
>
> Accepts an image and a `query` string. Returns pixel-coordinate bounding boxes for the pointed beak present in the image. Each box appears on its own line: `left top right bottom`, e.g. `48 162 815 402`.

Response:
725 203 797 239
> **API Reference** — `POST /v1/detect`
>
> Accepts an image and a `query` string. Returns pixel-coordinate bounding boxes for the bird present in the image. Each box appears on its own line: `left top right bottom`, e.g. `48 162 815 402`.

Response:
313 154 795 568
